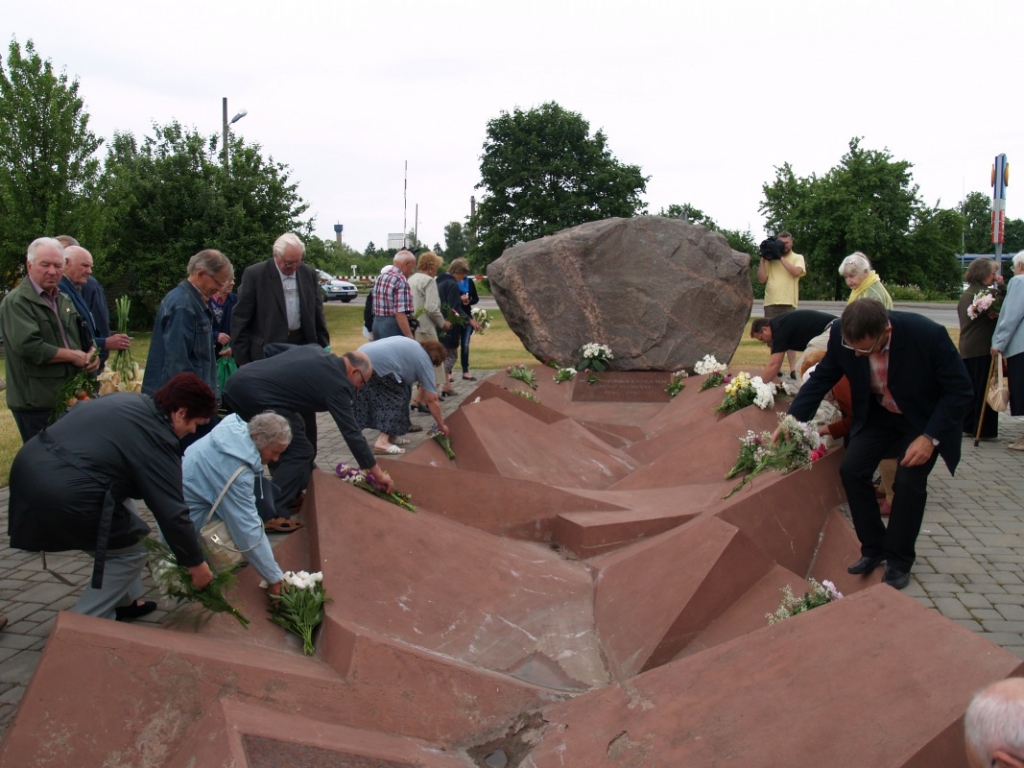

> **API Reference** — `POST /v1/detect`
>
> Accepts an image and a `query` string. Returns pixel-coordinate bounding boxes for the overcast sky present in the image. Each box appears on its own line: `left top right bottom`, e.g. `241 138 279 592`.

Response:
5 0 1022 254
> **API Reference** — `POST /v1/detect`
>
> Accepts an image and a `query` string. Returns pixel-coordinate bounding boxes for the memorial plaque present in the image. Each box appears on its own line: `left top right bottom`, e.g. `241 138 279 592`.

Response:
571 372 672 403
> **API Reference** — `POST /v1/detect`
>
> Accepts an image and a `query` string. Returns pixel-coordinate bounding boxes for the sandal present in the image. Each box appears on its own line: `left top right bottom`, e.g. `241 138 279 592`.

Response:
264 517 304 533
373 444 406 455
391 437 411 446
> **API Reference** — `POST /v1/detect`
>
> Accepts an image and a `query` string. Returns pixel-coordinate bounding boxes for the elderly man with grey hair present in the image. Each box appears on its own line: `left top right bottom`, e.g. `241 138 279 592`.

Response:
0 237 99 443
183 411 293 593
143 249 233 447
965 677 1024 768
231 232 330 367
371 249 417 340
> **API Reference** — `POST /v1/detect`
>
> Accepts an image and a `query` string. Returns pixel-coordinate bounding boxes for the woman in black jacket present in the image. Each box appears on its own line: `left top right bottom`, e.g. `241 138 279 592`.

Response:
436 262 480 396
8 373 217 622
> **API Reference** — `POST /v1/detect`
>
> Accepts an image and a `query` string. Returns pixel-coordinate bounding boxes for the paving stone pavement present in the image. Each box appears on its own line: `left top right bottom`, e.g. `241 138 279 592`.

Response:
0 378 1022 738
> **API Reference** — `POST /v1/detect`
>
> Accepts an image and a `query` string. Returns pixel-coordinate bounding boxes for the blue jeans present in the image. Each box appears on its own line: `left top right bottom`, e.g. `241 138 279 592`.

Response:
459 324 474 374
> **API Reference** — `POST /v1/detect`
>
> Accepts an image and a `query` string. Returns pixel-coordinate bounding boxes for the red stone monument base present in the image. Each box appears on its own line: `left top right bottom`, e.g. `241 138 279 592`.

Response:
2 367 1018 767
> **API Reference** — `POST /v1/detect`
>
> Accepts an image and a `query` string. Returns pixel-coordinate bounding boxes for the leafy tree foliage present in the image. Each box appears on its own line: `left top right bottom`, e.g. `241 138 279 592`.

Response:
760 138 961 300
0 38 103 284
471 102 648 265
441 221 471 260
97 122 311 321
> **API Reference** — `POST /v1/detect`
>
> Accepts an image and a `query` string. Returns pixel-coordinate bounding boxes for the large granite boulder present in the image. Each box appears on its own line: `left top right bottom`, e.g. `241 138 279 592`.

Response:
487 216 752 371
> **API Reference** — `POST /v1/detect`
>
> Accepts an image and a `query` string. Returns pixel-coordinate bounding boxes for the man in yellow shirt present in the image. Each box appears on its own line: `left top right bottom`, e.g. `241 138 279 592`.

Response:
757 231 806 376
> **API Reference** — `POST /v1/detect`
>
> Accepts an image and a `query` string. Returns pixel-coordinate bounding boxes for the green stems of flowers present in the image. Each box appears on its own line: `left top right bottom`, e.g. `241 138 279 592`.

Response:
143 537 249 628
268 571 331 656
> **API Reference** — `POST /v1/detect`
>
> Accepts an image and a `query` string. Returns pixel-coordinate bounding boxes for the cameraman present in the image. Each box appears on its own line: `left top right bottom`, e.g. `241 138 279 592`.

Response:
757 231 806 376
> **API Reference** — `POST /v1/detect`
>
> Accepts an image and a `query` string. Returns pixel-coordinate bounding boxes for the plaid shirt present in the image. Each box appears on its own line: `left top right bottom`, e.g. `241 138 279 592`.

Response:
867 326 901 413
371 266 412 317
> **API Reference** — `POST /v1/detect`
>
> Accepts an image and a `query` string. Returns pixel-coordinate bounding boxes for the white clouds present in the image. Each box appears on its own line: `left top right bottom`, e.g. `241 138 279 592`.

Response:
4 0 1022 251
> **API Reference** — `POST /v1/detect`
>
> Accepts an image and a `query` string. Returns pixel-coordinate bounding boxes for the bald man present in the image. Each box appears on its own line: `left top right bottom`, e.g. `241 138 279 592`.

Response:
58 245 131 371
371 250 416 340
965 677 1024 768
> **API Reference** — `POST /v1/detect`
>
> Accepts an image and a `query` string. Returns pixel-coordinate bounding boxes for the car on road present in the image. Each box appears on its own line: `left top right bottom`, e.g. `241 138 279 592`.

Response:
317 270 358 302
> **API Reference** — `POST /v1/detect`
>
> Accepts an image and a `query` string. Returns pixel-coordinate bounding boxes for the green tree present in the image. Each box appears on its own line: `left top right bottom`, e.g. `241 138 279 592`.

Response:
959 191 994 253
656 203 717 229
442 220 471 260
471 102 648 265
0 38 103 286
760 138 960 300
97 121 312 321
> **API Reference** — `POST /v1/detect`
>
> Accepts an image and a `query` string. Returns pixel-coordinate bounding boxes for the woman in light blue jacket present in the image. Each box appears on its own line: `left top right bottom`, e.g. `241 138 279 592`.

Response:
182 412 291 590
991 252 1024 450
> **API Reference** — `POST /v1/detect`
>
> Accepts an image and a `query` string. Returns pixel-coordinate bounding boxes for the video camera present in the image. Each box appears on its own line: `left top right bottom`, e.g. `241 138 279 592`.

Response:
759 236 786 261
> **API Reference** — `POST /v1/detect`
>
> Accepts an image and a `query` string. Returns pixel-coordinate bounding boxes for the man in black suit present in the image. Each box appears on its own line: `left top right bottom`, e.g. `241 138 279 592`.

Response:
788 299 972 590
231 232 330 367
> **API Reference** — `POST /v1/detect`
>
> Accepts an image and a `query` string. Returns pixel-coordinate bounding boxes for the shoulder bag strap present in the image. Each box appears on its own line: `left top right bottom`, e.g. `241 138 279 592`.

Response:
203 465 249 527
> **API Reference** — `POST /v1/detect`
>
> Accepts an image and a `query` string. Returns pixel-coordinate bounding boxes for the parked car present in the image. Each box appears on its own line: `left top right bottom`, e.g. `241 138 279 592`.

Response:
321 278 358 302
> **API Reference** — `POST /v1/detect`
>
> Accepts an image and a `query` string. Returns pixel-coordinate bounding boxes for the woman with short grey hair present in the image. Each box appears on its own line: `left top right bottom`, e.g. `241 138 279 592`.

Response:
182 411 293 591
992 252 1024 450
838 251 893 309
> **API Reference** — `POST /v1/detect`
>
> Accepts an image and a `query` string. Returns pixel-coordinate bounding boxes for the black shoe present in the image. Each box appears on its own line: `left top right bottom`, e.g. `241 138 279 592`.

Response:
115 600 157 622
882 565 911 590
411 404 430 414
847 555 883 575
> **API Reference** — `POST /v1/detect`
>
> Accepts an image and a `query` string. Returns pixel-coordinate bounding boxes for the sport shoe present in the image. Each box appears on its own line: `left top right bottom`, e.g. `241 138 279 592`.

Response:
1009 438 1024 452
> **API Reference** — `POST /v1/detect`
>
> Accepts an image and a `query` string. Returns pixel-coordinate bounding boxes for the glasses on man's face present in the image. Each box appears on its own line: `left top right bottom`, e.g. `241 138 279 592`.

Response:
841 335 883 355
353 369 366 389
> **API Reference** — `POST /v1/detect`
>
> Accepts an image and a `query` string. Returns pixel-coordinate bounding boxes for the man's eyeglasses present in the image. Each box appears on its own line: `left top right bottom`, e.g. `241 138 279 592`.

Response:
352 369 366 388
841 335 883 355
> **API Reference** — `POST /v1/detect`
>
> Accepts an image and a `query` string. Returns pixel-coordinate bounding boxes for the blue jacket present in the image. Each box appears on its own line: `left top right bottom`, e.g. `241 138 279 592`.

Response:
182 414 283 584
142 280 217 398
992 274 1024 359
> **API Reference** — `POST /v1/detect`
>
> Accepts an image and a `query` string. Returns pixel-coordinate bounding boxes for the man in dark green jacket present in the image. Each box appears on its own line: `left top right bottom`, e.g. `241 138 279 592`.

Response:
0 237 98 442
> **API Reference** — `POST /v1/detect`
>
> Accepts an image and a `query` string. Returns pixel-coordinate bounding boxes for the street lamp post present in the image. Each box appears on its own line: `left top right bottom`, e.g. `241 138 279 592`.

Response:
221 97 248 172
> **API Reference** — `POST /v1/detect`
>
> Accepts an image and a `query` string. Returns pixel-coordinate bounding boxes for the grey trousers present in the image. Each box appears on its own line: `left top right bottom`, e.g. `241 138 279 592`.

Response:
71 540 147 621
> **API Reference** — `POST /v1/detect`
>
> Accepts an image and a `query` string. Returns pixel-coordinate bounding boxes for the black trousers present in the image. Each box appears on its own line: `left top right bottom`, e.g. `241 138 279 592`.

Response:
839 399 939 572
13 409 50 444
266 408 315 519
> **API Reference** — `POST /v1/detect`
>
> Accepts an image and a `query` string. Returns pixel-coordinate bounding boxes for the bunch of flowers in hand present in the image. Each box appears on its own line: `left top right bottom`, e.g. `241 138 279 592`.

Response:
429 423 455 460
506 364 537 389
335 463 417 512
766 578 843 625
143 537 249 628
967 286 1004 320
714 371 775 414
577 343 612 384
267 570 331 656
441 303 466 327
665 370 688 397
471 307 490 334
695 354 728 391
552 367 577 384
723 413 821 499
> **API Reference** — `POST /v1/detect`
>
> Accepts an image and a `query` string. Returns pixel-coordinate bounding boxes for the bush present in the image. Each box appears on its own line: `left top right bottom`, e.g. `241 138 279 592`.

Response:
887 284 928 302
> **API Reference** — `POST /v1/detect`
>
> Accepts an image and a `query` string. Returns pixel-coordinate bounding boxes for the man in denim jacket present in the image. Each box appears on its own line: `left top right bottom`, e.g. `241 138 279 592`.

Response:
143 250 233 444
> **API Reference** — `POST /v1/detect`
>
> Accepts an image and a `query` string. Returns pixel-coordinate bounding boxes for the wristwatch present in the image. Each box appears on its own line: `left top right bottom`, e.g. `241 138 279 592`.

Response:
924 434 939 447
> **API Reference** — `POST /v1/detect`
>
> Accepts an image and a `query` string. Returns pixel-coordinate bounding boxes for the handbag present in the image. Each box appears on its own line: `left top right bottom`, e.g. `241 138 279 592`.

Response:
987 354 1010 413
201 464 261 572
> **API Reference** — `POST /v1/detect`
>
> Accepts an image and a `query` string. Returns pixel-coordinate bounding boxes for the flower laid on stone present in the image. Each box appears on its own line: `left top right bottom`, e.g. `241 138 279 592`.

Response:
471 307 490 334
766 578 843 625
512 389 540 403
576 343 613 385
714 371 776 414
695 354 728 391
143 537 249 628
506 364 537 389
967 286 1003 320
723 413 821 499
267 570 331 656
665 370 688 397
553 367 577 384
429 423 455 460
335 463 416 512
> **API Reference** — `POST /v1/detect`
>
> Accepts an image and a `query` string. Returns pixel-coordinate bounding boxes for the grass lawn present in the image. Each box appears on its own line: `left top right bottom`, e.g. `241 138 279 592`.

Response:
0 307 961 486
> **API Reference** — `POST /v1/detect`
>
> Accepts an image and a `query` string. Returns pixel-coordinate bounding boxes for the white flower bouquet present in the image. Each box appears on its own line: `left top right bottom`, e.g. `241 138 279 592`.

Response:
268 570 331 656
